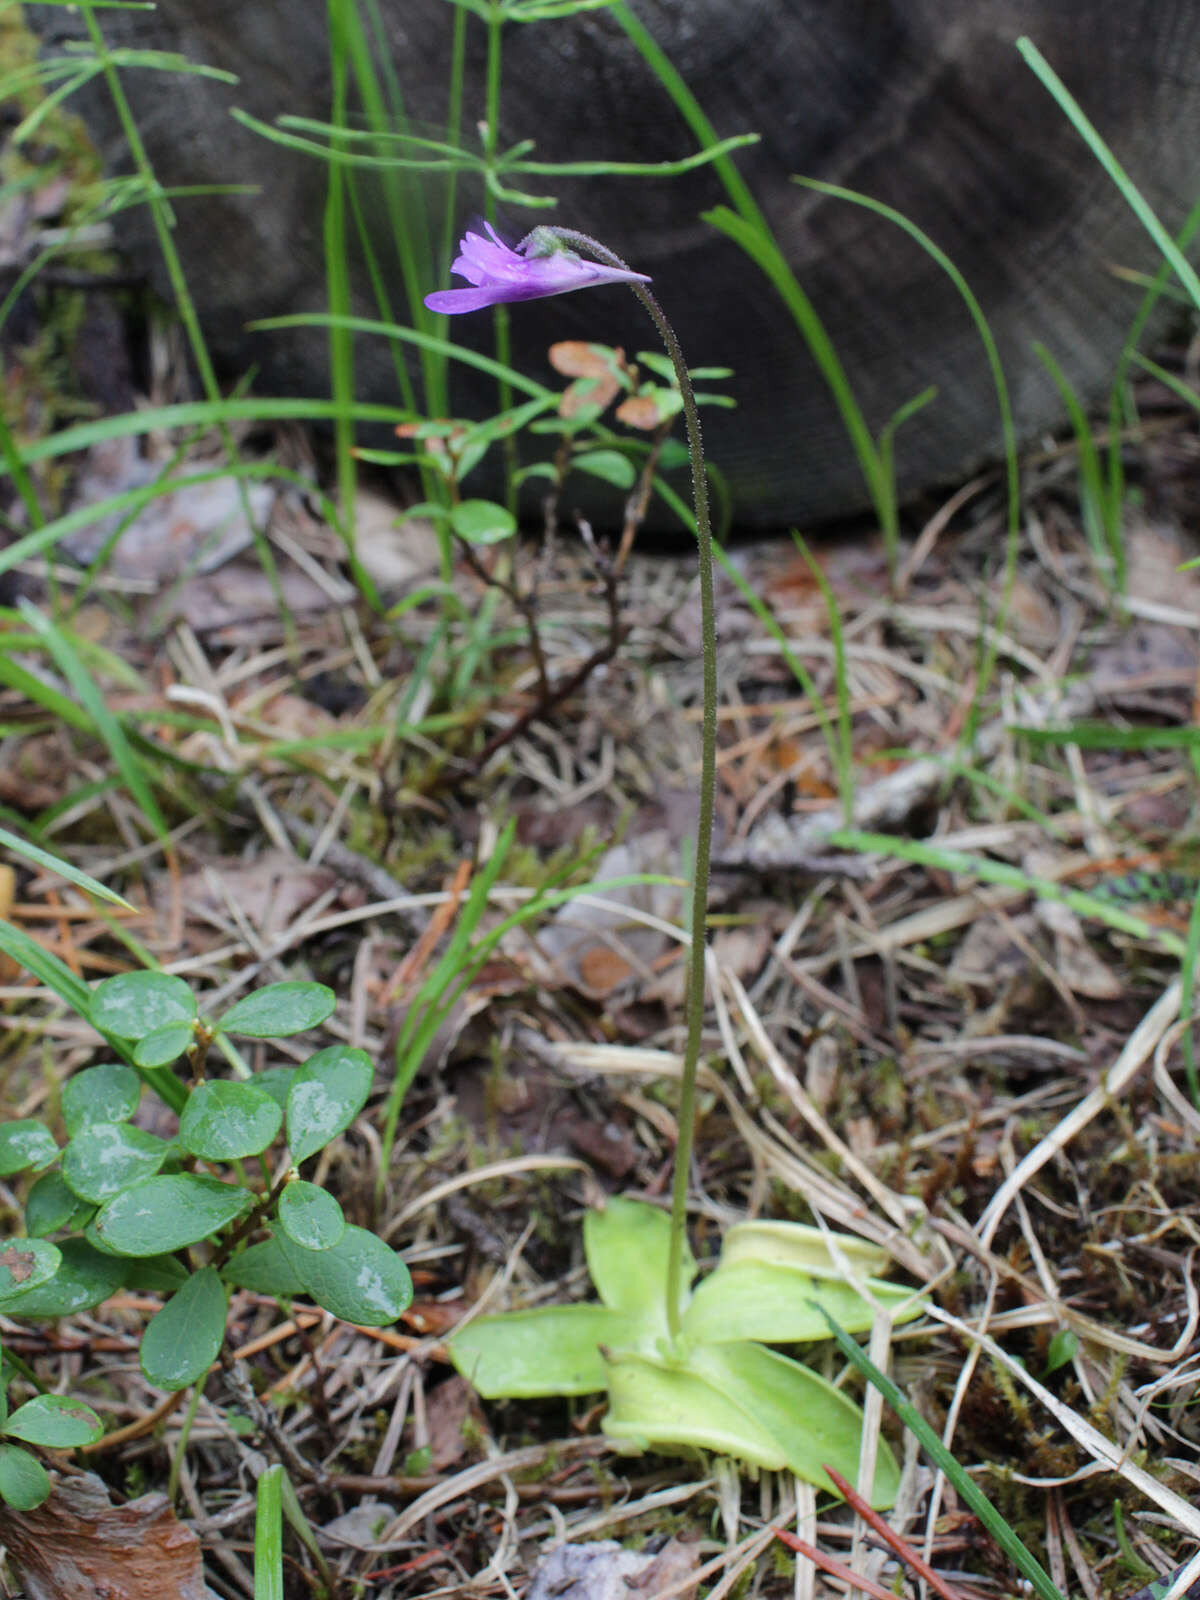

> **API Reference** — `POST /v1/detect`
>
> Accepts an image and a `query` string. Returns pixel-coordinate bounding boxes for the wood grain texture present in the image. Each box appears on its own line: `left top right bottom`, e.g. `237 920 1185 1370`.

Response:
32 0 1200 527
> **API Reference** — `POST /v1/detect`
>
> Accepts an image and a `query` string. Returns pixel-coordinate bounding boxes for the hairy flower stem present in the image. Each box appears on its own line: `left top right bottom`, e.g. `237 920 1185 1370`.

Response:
529 229 716 1341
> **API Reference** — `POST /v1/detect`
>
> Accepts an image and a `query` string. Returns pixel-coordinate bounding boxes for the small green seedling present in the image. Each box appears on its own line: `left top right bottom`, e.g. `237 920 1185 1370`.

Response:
449 1197 917 1504
0 965 413 1505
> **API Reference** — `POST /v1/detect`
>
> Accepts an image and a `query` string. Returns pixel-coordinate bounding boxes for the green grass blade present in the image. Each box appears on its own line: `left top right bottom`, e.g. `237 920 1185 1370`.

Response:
0 827 132 907
381 818 519 1166
0 398 409 475
0 917 188 1112
1104 193 1200 558
1131 352 1200 414
0 917 93 1016
1015 722 1200 752
607 1 762 227
877 386 937 575
249 313 551 400
253 1465 284 1600
817 1309 1066 1600
278 1468 336 1593
0 648 91 729
829 827 1185 958
1017 37 1200 315
0 459 288 580
1033 342 1122 586
510 136 759 178
18 600 168 843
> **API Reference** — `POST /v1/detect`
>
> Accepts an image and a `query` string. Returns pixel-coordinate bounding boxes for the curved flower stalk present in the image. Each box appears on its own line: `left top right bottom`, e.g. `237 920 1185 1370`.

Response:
427 221 717 1342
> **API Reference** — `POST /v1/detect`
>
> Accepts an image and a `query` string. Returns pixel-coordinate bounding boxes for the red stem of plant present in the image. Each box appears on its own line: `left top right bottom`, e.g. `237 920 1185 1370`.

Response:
822 1464 970 1600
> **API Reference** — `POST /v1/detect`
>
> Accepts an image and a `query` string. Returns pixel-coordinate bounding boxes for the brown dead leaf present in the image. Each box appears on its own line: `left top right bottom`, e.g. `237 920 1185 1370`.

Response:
0 735 71 813
548 341 621 378
561 372 623 418
614 393 665 431
947 913 1035 990
425 1374 486 1471
351 488 442 594
1124 520 1200 611
1037 901 1125 1000
549 342 627 419
243 690 338 742
568 1115 638 1179
162 851 345 942
402 1299 465 1337
577 945 636 995
553 342 630 419
0 1471 209 1600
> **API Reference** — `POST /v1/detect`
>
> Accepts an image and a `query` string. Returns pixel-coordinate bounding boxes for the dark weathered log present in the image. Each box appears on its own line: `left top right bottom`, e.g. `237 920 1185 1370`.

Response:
30 1 1200 527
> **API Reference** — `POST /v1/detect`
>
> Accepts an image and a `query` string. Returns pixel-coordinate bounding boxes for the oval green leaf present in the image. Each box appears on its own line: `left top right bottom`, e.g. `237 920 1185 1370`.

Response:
0 1120 57 1178
62 1062 140 1135
254 1066 297 1109
88 971 196 1040
5 1394 103 1448
584 1197 689 1325
286 1045 373 1163
178 1081 283 1160
277 1181 344 1251
133 1022 193 1068
5 1238 125 1317
0 1239 61 1308
449 498 516 545
220 1234 306 1298
276 1226 412 1327
63 1123 171 1205
94 1174 253 1256
216 981 335 1039
25 1171 90 1237
572 449 636 489
719 1219 889 1280
693 1342 901 1507
122 1254 190 1294
0 1443 49 1510
602 1347 788 1471
449 1304 622 1398
140 1267 227 1391
682 1259 919 1346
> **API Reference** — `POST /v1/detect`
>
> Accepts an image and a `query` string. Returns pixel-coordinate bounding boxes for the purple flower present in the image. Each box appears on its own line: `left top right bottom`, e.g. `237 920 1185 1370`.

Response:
425 223 650 315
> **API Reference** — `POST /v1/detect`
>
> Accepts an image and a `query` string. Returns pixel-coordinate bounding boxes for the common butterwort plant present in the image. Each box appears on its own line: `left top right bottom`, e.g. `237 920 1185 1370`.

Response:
426 227 915 1499
0 959 412 1508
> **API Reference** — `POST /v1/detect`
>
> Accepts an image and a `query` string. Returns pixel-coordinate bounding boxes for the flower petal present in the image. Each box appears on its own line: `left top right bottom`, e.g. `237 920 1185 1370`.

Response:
425 285 519 314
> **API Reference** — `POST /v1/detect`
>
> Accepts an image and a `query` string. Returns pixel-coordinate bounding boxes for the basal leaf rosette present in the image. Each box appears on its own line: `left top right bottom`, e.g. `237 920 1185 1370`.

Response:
448 1198 919 1503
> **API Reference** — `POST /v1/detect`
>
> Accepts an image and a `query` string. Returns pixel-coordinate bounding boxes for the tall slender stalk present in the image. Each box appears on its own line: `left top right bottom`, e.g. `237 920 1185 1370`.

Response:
484 5 517 511
533 228 716 1338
